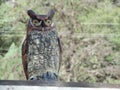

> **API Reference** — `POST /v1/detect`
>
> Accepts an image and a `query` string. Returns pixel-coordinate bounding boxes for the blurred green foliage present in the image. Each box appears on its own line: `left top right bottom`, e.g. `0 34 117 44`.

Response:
0 0 120 83
110 36 120 50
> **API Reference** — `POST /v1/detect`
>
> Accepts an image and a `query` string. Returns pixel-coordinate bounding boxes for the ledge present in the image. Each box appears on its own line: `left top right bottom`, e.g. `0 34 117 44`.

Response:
0 80 120 90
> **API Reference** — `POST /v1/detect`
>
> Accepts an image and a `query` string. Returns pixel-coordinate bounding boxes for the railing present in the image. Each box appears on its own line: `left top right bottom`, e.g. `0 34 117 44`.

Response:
0 80 120 90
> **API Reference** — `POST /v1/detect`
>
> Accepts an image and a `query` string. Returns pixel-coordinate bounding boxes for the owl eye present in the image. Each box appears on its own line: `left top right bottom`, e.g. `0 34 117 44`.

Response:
32 19 41 26
44 19 52 26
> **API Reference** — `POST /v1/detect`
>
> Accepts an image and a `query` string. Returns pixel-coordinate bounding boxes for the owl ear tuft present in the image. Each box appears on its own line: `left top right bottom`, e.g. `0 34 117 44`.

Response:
47 9 55 19
27 10 36 18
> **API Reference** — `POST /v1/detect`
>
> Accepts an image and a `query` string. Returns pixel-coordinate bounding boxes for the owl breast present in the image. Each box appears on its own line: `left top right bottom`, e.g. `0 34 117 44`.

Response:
26 29 60 78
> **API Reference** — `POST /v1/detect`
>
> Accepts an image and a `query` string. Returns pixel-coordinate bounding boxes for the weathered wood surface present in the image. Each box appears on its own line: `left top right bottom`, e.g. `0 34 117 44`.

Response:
0 80 120 88
0 86 120 90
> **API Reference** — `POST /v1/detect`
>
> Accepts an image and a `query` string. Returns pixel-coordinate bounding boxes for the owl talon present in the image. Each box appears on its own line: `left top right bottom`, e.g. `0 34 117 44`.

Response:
29 76 38 80
42 71 58 81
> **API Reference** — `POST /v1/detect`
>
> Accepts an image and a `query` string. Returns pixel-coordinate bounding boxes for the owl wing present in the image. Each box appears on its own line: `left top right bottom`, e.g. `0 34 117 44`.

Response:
58 37 62 71
22 38 28 79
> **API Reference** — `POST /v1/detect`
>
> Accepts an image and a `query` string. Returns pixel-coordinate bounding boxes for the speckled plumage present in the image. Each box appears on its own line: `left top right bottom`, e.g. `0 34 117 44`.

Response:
27 29 60 78
22 9 62 80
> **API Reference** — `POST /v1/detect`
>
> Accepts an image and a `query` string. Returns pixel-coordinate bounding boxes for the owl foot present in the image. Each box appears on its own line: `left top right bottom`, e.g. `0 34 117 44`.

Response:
28 76 38 80
28 72 58 81
41 71 58 81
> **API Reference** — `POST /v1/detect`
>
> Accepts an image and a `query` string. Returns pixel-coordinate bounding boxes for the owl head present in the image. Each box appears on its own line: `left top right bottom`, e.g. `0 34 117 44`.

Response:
27 9 55 28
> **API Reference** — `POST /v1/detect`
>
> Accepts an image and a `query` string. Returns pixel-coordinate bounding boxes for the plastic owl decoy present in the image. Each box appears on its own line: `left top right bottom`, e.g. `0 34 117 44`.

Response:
22 9 62 81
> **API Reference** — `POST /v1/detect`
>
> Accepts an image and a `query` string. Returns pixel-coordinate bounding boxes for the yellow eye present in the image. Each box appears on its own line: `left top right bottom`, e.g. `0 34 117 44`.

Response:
45 19 52 26
32 19 41 26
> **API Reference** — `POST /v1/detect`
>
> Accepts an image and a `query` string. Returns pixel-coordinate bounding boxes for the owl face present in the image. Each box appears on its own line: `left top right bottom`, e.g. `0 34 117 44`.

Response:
27 9 55 27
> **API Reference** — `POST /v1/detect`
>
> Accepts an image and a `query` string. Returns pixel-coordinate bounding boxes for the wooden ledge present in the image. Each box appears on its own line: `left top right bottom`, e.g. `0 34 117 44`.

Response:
0 80 120 88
